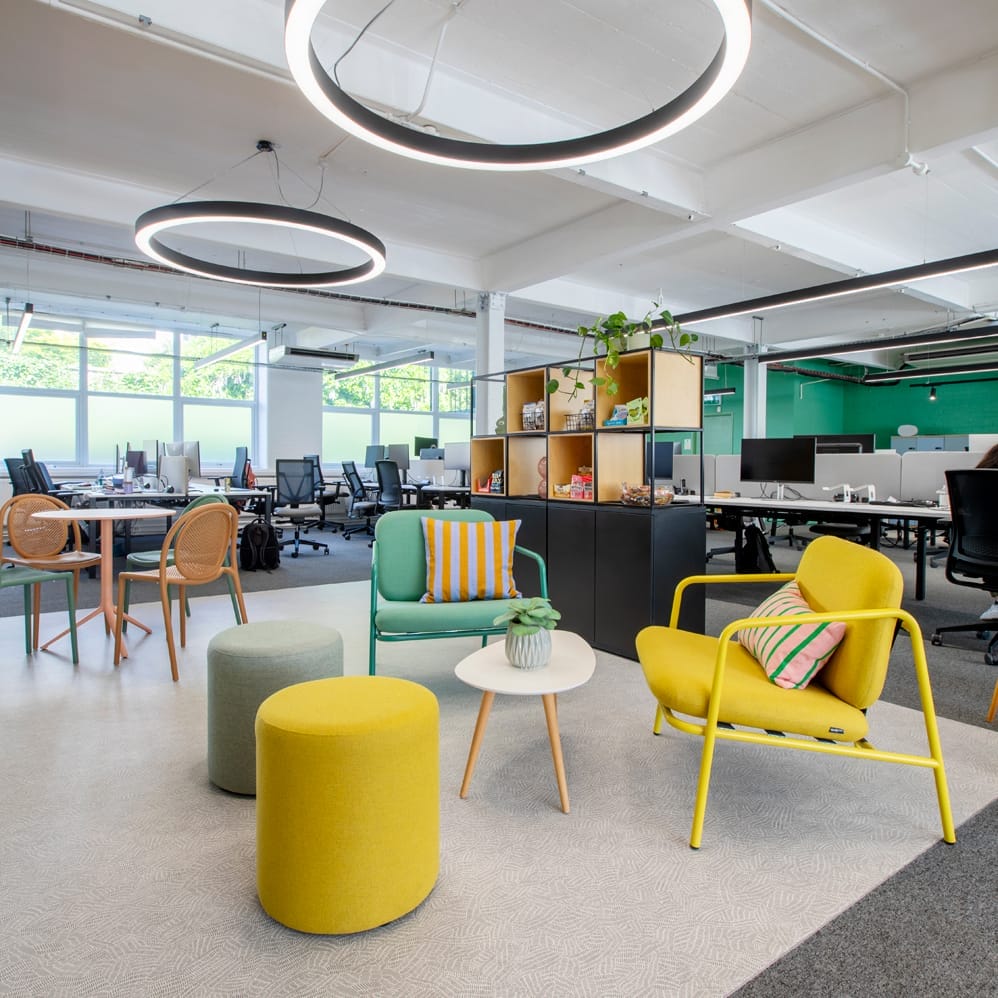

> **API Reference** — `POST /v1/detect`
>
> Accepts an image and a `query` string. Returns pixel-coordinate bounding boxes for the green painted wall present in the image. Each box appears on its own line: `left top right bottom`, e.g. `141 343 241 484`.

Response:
705 363 998 453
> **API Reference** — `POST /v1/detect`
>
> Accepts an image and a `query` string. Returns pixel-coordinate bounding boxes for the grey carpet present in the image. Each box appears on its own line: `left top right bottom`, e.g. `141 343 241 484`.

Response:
732 796 998 998
2 581 995 998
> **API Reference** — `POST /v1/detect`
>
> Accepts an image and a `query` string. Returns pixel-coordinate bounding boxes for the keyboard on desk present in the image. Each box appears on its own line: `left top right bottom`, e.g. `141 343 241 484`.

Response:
870 499 939 509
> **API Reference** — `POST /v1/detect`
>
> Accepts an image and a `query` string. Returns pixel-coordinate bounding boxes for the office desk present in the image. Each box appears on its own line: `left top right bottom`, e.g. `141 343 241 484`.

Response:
700 495 949 600
417 484 472 509
33 506 176 655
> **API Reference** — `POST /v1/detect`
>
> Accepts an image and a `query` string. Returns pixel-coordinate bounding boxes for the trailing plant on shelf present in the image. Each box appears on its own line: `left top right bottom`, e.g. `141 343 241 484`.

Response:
546 299 697 400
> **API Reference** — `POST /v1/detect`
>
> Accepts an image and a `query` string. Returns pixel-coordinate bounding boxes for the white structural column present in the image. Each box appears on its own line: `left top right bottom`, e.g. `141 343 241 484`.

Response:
475 292 506 435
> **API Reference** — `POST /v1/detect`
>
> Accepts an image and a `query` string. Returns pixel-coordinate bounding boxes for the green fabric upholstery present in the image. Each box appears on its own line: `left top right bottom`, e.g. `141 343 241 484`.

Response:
369 508 548 675
207 620 344 795
375 596 526 633
374 507 494 603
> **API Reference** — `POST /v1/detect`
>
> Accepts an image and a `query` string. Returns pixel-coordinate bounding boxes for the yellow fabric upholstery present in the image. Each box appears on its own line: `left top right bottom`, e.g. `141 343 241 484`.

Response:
637 627 869 741
796 539 903 709
635 535 955 849
256 676 439 934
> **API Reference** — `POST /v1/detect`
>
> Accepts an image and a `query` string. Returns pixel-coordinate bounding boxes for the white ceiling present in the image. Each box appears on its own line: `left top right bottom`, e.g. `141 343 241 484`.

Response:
1 0 997 376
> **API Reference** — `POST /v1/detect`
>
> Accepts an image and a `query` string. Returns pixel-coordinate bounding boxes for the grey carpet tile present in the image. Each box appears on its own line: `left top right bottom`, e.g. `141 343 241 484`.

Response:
1 581 996 997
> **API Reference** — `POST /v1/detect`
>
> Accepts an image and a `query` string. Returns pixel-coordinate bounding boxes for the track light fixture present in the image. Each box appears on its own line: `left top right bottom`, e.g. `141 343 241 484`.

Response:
668 249 998 329
928 385 937 401
284 0 752 171
11 303 33 353
191 332 268 370
333 350 435 380
863 360 998 383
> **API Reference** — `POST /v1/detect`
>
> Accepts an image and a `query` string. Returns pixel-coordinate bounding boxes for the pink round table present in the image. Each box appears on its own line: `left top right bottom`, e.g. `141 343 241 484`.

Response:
33 506 175 657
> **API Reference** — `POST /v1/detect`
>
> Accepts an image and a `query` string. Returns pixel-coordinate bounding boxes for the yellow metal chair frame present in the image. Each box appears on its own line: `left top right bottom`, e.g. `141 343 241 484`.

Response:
113 503 248 681
636 537 955 850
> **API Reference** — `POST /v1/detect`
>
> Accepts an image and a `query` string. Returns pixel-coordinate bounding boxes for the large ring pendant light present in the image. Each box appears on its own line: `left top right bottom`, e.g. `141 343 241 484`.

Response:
134 201 387 288
284 0 753 172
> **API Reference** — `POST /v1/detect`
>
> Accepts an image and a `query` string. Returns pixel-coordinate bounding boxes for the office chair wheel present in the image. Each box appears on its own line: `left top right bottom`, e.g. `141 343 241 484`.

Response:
931 634 942 646
986 652 996 666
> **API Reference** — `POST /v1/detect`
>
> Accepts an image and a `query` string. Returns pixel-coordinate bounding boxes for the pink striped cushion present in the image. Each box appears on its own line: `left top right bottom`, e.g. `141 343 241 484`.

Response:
420 518 521 603
737 581 846 690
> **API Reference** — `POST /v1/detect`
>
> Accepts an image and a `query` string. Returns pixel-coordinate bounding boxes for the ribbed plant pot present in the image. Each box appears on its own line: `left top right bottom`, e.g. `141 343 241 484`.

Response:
505 627 552 670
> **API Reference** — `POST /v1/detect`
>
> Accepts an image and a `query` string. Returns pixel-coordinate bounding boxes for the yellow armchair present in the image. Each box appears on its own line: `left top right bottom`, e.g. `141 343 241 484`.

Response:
636 535 955 849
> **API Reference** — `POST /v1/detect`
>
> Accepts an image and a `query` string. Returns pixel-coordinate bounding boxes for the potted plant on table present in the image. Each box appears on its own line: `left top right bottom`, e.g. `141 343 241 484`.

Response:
493 597 561 670
547 298 697 401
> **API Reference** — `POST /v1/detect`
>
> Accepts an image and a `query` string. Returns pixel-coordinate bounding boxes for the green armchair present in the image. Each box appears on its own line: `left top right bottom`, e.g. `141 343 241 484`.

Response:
369 508 548 675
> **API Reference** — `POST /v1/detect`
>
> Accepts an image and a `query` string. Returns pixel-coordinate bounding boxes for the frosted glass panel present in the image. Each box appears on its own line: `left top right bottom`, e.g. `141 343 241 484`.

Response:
323 412 374 463
0 395 77 463
182 405 252 467
89 397 172 467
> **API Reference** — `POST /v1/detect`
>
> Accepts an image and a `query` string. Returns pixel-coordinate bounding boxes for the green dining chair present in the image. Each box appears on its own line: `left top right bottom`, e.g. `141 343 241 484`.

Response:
1 564 79 665
121 493 240 629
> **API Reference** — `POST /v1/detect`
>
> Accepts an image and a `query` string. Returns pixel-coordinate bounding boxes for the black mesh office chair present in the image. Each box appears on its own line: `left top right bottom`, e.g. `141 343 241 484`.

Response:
231 446 249 488
5 458 36 495
341 461 379 540
930 469 998 666
375 459 404 514
273 458 329 558
304 454 340 531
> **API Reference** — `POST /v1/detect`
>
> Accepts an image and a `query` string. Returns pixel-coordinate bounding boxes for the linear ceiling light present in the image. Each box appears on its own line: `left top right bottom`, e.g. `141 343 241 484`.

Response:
192 332 268 371
284 0 752 171
666 249 998 329
756 321 998 366
135 201 387 288
903 342 998 363
11 303 33 353
333 350 435 380
863 360 998 383
703 386 736 398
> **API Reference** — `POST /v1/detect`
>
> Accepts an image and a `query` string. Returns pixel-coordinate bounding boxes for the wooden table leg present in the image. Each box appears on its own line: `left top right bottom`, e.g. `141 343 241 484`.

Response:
459 691 495 799
542 693 570 814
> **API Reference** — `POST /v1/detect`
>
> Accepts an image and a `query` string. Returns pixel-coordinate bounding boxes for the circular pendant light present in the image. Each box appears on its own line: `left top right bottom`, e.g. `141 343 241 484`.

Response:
134 200 387 288
284 0 752 172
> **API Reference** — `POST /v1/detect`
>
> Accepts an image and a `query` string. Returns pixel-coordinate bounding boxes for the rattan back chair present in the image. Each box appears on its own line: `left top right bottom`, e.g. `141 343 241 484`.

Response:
1 493 101 649
113 502 247 681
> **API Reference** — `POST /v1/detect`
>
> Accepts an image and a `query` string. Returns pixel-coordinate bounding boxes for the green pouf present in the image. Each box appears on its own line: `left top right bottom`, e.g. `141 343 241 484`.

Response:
206 621 344 794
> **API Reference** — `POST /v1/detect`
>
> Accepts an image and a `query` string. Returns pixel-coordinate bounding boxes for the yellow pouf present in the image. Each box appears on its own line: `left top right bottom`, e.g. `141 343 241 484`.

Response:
256 676 439 935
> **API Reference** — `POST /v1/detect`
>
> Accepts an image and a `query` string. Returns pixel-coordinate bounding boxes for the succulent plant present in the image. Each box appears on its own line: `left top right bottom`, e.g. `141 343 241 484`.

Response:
493 597 561 636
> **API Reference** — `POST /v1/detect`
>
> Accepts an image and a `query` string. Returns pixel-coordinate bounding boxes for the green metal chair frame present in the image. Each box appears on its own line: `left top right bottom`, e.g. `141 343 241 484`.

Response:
1 564 79 664
369 508 548 675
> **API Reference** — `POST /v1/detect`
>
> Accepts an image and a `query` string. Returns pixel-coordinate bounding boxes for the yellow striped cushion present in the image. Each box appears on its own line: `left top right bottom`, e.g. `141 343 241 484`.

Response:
738 581 846 690
420 518 521 603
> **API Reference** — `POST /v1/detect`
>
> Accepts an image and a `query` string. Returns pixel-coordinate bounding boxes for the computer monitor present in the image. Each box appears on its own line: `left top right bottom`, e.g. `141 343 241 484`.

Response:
443 441 471 487
142 439 159 476
183 441 201 481
645 438 674 482
387 444 409 472
796 433 876 455
419 447 444 460
364 445 386 471
124 449 147 477
162 441 200 480
740 437 816 499
413 435 438 458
